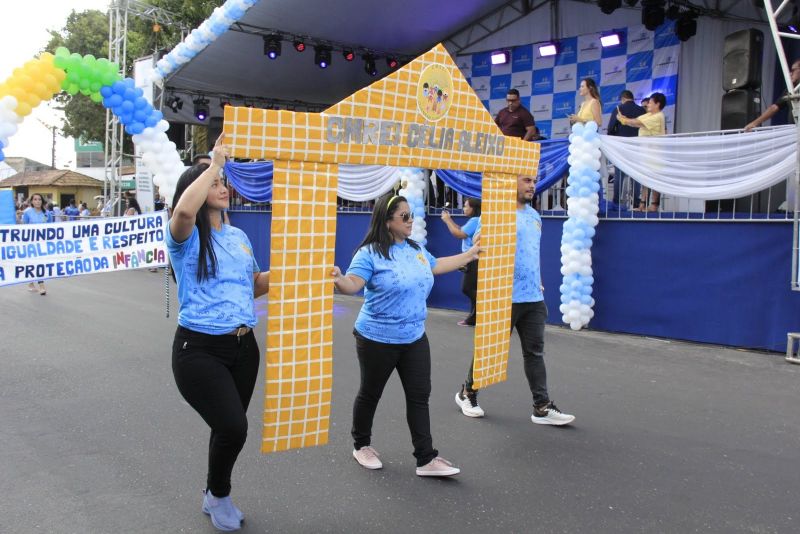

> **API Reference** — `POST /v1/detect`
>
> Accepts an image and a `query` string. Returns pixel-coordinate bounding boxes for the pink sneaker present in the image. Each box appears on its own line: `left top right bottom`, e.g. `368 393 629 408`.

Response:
416 456 460 477
352 446 383 469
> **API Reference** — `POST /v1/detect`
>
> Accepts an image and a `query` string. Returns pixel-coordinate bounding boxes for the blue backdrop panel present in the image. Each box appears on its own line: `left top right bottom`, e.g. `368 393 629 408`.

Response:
230 211 800 352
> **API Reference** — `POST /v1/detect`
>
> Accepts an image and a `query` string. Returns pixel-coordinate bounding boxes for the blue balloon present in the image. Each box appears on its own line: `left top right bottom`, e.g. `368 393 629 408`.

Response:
123 88 137 101
226 5 245 18
112 81 127 95
150 110 163 123
133 97 148 109
102 97 113 109
112 105 124 116
119 113 133 125
133 109 148 122
129 122 145 135
123 78 135 88
100 86 113 98
121 100 135 113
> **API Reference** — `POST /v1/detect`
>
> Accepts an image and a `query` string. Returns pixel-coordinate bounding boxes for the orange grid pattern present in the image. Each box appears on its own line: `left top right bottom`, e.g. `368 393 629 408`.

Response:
262 161 338 453
223 44 539 175
471 172 518 389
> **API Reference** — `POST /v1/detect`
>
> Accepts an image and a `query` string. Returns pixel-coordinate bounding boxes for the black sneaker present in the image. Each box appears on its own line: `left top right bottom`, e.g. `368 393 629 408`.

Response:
455 384 485 417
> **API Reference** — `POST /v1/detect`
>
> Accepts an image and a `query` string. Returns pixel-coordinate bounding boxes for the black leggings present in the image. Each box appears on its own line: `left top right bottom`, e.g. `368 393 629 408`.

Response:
351 330 438 467
172 326 260 497
461 259 478 324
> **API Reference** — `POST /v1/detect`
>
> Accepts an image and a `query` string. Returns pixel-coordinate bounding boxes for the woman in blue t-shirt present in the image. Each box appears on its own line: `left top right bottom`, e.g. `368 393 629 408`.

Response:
331 194 480 477
440 197 481 326
21 193 48 295
167 135 269 532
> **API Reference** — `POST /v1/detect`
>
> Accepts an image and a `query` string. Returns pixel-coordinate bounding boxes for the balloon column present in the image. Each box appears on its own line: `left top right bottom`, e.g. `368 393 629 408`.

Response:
152 0 260 83
398 168 428 246
559 122 601 331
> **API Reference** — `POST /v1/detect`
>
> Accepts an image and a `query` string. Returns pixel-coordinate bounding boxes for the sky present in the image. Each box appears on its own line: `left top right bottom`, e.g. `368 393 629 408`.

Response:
0 0 112 169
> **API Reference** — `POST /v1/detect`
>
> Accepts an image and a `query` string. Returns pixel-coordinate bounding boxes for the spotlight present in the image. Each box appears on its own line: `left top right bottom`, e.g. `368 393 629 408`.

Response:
491 50 510 65
598 0 622 15
343 49 355 61
538 42 558 57
641 0 666 31
263 35 281 60
193 97 209 121
314 45 332 68
363 54 378 76
293 40 306 52
386 56 399 69
675 11 698 41
600 32 622 47
166 95 183 113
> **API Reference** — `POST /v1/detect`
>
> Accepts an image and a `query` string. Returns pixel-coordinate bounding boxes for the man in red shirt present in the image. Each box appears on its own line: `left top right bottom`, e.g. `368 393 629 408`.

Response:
494 89 540 141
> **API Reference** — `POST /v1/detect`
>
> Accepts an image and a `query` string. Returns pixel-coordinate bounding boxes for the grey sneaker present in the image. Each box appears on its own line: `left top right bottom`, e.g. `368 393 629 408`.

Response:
352 446 383 469
531 401 575 426
455 386 484 417
416 456 460 477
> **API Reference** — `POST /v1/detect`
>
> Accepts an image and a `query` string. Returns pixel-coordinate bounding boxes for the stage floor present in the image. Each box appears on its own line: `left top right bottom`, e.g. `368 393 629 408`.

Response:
2 270 797 533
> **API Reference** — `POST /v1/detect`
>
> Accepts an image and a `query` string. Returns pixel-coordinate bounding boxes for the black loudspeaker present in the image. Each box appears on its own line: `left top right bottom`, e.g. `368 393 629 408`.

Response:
165 122 186 150
721 88 761 130
722 29 764 90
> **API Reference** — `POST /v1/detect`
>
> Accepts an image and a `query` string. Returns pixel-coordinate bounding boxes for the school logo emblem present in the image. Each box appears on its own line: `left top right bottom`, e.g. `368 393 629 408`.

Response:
417 63 453 122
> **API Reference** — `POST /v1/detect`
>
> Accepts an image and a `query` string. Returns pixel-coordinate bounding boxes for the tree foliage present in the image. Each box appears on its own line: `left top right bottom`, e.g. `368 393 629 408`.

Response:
43 1 223 147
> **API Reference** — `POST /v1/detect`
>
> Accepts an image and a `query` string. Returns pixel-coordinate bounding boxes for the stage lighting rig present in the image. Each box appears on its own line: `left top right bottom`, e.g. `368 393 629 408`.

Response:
264 34 282 59
314 45 332 68
193 97 210 121
641 0 666 31
363 54 378 76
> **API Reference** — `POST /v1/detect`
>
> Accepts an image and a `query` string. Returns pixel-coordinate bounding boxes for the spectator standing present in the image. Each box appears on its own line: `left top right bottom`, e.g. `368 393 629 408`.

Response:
618 92 667 212
570 78 602 126
64 200 80 220
495 88 540 141
440 197 482 326
745 59 800 131
607 90 646 207
21 193 48 295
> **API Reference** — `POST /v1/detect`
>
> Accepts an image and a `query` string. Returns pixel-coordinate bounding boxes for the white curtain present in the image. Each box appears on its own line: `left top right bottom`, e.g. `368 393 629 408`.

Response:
337 164 404 201
599 125 798 199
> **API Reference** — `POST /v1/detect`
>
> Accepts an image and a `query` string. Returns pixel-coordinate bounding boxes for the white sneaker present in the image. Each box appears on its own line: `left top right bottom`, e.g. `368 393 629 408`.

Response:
416 456 460 477
352 446 383 469
531 401 575 426
454 386 484 417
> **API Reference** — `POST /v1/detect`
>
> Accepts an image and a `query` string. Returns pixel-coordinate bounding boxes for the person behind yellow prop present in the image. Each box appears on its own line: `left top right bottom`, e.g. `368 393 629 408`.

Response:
0 53 66 117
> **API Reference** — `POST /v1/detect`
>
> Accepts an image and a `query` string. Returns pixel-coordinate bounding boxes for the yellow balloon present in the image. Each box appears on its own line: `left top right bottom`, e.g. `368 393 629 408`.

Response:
16 101 32 116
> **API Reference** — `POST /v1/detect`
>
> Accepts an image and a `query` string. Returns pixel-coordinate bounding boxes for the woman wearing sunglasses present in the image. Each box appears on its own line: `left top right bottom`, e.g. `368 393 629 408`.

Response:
331 194 480 477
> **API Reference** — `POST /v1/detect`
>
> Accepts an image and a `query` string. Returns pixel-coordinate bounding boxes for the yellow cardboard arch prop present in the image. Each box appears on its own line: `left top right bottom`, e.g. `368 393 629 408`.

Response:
223 44 540 453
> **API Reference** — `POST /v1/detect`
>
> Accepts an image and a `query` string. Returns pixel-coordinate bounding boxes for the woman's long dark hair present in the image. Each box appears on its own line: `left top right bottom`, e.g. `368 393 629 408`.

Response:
583 78 601 102
465 197 481 216
126 197 141 215
171 164 218 282
357 194 419 260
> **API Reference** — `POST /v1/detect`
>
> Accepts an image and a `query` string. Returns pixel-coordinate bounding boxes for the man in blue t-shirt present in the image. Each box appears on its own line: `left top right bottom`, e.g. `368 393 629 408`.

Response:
455 175 575 425
63 200 80 221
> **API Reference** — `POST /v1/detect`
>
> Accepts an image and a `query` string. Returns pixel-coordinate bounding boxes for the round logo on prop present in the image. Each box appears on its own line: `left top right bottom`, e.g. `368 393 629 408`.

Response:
416 64 453 122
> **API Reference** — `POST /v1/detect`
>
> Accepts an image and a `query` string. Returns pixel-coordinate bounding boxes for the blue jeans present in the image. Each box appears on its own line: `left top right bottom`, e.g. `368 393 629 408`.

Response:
466 301 550 407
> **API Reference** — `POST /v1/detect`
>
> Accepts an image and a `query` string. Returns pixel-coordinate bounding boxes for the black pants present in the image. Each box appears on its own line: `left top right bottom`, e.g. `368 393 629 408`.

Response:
461 259 478 325
466 301 550 406
352 330 438 467
172 326 260 497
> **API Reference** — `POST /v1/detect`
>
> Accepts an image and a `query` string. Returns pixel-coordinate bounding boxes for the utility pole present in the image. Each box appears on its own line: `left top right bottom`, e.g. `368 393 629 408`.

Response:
36 117 59 169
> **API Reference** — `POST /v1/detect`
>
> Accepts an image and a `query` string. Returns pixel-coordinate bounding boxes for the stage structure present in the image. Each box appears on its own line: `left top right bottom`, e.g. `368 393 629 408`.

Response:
223 44 539 453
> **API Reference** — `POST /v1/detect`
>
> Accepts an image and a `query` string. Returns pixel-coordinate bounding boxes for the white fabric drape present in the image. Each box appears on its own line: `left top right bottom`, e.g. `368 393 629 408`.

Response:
337 164 405 201
599 125 798 200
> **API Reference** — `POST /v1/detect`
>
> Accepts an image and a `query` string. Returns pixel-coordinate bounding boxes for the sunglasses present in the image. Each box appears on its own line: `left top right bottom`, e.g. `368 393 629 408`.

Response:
392 211 414 223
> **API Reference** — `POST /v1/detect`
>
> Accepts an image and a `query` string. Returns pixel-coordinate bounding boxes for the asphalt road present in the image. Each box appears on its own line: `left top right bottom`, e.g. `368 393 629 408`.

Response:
2 270 798 533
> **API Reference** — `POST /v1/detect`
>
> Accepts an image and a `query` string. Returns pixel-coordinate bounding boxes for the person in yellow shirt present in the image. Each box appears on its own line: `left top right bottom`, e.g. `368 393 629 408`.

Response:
618 92 667 211
569 78 602 126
